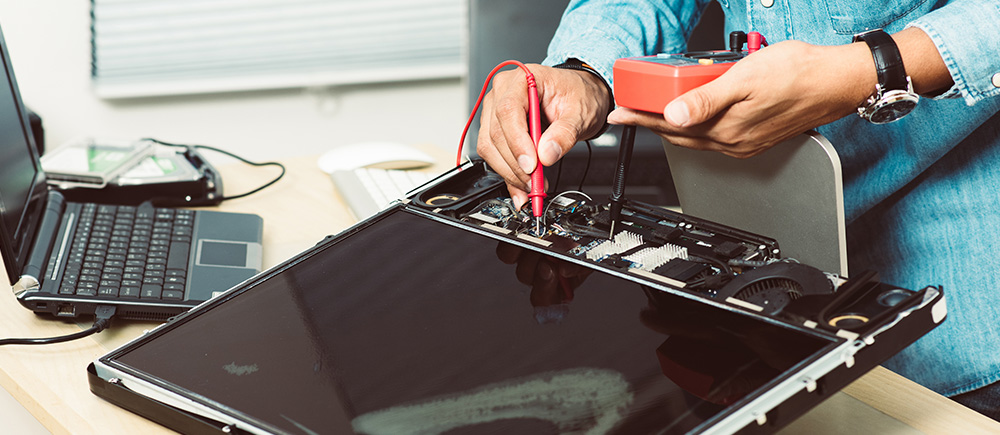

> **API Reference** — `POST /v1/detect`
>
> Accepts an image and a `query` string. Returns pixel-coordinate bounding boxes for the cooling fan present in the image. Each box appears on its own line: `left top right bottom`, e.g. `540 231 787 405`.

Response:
715 262 834 315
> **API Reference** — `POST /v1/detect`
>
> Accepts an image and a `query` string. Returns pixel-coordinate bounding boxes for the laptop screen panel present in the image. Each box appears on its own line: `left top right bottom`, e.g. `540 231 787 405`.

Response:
107 209 838 434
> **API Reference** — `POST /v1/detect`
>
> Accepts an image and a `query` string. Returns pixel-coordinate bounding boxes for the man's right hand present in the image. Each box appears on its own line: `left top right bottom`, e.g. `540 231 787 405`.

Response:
476 64 611 211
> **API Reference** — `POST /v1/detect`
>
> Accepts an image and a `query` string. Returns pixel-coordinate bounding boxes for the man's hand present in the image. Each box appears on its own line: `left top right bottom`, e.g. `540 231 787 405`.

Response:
609 40 876 158
477 64 611 210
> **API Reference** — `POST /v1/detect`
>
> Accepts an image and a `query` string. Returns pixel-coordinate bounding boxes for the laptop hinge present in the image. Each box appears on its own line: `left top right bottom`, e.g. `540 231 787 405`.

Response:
14 191 65 298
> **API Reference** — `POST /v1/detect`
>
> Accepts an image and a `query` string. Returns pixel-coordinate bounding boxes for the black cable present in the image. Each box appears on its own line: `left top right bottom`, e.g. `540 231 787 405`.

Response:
552 139 593 194
689 254 734 276
143 138 286 202
0 305 116 346
728 258 770 268
552 158 565 194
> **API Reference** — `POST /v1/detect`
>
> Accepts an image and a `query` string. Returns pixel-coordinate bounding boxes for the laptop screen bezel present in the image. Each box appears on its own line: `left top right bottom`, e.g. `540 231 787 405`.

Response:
0 21 50 284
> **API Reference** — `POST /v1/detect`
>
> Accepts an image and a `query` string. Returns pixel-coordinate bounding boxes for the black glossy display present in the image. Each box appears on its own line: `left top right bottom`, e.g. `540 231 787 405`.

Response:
0 29 47 283
113 210 836 434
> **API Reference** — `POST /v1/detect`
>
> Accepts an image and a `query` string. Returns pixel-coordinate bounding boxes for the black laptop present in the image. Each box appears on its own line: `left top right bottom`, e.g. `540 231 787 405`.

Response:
0 24 263 321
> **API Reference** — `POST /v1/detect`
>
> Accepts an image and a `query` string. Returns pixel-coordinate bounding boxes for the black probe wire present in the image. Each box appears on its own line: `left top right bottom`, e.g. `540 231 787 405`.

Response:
143 138 286 202
0 306 116 346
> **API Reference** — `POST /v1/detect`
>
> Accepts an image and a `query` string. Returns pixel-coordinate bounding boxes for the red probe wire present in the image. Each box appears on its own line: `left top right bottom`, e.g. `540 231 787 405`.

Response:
458 60 546 223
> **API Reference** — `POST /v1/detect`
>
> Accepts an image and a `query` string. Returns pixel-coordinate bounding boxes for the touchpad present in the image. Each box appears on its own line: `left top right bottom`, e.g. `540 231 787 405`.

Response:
195 240 261 268
189 240 263 301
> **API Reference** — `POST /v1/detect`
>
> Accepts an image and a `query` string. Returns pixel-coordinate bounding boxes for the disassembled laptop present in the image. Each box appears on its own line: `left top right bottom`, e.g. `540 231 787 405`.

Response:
409 160 940 331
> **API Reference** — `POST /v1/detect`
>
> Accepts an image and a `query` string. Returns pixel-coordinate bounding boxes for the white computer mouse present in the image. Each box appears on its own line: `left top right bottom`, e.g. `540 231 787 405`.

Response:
316 142 436 174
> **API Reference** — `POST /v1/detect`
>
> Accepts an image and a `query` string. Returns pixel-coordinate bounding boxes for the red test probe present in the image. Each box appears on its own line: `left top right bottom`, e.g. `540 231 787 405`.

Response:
525 76 545 233
458 60 546 234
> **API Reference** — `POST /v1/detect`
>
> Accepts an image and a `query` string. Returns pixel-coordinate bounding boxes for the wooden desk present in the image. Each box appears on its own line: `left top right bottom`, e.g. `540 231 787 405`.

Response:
1 153 997 434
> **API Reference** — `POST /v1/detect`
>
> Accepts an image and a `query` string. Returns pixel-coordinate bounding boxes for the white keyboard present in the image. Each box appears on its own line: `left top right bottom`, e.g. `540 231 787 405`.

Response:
331 167 437 219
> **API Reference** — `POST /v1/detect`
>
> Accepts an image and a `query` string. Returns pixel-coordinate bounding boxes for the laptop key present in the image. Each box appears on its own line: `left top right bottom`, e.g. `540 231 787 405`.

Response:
162 290 184 301
120 286 141 298
141 285 162 299
98 287 119 297
104 259 125 268
167 242 190 270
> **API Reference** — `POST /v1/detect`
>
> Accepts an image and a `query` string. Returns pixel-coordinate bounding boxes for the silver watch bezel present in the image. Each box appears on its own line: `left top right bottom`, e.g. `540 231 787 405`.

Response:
858 77 919 124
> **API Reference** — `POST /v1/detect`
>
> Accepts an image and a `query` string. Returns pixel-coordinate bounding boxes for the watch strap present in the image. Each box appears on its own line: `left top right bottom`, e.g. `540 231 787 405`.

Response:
553 58 614 140
853 29 907 92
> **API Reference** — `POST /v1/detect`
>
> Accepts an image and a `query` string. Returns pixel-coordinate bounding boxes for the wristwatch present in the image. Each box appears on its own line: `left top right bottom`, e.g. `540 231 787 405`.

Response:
553 58 615 140
853 29 919 124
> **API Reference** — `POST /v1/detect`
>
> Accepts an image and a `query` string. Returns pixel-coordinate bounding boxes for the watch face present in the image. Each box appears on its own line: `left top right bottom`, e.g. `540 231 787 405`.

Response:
867 91 919 124
870 100 917 124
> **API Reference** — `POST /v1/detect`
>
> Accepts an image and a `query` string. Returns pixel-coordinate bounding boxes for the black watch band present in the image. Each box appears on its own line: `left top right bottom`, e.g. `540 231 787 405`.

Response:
852 29 907 92
553 58 614 141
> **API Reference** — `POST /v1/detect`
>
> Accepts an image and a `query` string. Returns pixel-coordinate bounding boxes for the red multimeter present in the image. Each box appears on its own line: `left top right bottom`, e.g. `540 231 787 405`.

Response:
613 31 764 113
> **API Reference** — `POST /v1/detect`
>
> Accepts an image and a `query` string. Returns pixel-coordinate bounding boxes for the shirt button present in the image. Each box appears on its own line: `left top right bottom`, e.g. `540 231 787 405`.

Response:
992 72 1000 88
761 0 774 7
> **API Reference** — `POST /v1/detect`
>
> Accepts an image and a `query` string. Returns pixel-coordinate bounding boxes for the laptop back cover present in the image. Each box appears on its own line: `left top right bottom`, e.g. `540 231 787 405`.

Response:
663 132 847 276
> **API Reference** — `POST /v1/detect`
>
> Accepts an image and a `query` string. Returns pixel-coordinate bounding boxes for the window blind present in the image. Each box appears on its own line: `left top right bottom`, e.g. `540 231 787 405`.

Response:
91 0 466 99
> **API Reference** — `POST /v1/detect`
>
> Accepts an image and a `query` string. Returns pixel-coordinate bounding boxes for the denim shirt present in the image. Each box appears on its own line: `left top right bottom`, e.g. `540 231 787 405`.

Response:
543 0 1000 397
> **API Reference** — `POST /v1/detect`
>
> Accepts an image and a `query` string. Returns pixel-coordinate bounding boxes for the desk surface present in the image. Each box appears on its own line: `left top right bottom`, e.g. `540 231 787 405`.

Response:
1 151 997 434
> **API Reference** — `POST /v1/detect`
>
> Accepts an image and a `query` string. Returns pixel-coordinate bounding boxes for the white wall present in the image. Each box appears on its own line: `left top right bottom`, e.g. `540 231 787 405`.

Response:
0 1 467 161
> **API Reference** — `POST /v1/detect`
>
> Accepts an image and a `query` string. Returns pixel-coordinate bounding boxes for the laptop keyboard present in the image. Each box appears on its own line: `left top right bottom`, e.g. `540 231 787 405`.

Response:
59 203 193 301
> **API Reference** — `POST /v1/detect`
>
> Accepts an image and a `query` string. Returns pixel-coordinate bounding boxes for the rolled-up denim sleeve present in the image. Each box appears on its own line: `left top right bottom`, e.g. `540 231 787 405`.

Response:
906 0 1000 105
541 0 711 87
